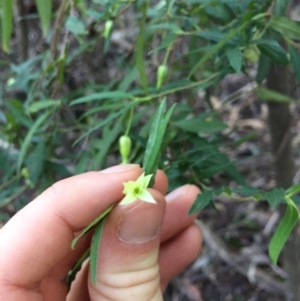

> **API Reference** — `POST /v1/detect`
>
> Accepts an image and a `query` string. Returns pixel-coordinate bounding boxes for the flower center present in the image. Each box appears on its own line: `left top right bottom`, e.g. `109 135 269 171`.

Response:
133 187 140 194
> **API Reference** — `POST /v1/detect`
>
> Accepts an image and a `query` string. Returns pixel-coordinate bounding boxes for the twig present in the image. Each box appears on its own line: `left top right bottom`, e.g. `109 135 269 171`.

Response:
15 0 28 61
50 0 69 60
196 220 286 296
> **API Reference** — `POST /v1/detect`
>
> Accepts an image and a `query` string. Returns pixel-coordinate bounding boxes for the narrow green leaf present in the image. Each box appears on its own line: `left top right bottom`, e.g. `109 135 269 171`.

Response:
273 0 289 16
261 188 286 209
35 0 52 37
74 106 132 145
289 45 300 86
174 116 227 134
26 141 46 185
189 23 247 78
269 201 299 265
71 206 113 249
270 16 300 41
90 215 107 286
142 99 176 186
136 2 149 92
27 100 61 114
0 212 10 223
70 91 134 105
257 87 297 103
17 110 51 172
1 0 13 52
231 186 259 197
93 117 124 169
142 100 166 176
65 15 88 35
67 248 91 286
256 39 289 64
286 183 300 198
189 191 214 215
226 47 243 73
256 54 271 84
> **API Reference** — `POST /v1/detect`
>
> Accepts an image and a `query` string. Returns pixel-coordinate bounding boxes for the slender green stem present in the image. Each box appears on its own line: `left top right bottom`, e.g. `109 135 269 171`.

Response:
125 107 134 136
135 72 219 103
0 174 21 191
0 186 27 208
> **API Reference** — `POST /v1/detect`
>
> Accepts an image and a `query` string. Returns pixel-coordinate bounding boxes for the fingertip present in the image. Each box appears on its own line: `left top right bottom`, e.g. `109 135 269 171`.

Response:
153 170 168 195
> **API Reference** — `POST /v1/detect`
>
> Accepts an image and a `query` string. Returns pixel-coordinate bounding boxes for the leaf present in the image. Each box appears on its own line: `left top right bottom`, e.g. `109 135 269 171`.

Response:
17 110 51 173
261 188 286 209
289 45 300 86
255 39 289 64
27 100 61 114
189 190 214 215
74 105 134 145
270 16 300 41
174 116 227 134
1 0 13 52
231 186 258 197
269 201 299 265
189 23 247 78
226 47 243 72
71 206 113 249
35 0 52 37
256 54 271 84
204 3 235 24
273 0 290 16
0 212 10 223
256 87 297 103
286 183 300 198
136 2 149 92
70 91 134 105
142 99 176 186
65 15 88 35
93 117 124 169
26 141 46 185
90 215 107 286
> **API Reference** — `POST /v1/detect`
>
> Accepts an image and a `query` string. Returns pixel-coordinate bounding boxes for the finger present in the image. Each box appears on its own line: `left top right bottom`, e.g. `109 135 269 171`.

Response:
159 224 202 291
0 164 142 300
88 189 166 301
153 169 168 196
161 184 201 242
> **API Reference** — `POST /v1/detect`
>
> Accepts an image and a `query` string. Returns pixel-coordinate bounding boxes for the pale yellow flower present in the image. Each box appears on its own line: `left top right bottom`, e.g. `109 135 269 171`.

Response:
120 173 156 205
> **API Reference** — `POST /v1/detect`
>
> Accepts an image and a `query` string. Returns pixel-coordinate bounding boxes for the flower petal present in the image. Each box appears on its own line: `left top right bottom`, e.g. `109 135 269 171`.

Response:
135 172 146 188
139 190 156 204
143 174 153 189
119 192 137 205
123 181 135 194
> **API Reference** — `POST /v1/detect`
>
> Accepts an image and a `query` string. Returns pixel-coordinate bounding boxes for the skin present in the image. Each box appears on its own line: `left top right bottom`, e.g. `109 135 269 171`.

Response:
0 164 202 301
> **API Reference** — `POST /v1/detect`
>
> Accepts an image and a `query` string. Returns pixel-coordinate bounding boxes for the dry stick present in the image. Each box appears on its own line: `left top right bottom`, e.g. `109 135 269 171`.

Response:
50 0 69 60
196 220 286 296
15 0 28 62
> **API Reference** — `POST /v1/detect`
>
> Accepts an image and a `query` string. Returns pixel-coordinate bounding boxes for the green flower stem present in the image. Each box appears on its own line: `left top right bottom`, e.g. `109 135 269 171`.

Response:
125 107 134 136
0 174 21 191
71 205 114 249
135 72 219 103
0 186 27 208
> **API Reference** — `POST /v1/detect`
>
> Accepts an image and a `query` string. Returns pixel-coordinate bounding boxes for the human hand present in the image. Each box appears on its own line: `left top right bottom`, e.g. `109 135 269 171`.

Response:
0 164 202 301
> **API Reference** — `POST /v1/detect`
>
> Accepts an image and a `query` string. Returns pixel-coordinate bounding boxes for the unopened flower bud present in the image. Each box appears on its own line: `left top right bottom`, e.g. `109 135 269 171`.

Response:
104 20 113 38
119 135 131 164
156 65 168 89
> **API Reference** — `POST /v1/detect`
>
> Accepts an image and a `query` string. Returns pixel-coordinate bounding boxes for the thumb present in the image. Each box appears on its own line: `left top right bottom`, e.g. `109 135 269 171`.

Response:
88 189 166 301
